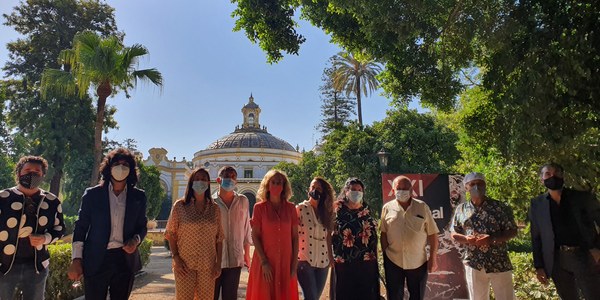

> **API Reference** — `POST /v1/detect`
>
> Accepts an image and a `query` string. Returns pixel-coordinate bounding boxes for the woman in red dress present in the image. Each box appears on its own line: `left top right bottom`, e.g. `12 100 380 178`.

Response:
246 170 299 300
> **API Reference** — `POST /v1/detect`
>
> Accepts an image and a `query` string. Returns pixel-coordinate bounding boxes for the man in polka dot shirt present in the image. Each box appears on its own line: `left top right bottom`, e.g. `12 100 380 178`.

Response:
0 155 66 300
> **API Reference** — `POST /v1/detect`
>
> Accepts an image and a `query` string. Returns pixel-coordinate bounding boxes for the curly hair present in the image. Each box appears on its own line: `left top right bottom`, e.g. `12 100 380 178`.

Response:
312 177 335 231
182 168 212 205
15 155 48 182
337 177 365 202
257 169 293 202
99 148 138 188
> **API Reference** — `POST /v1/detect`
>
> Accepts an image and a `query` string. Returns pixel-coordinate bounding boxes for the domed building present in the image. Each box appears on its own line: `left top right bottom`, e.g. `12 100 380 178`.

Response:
143 95 302 215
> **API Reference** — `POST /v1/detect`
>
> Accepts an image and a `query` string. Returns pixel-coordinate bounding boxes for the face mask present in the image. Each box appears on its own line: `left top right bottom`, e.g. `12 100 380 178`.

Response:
347 191 363 204
220 178 236 191
544 176 564 190
309 190 322 201
19 172 44 189
192 181 209 194
469 185 485 199
111 165 130 182
269 185 283 197
395 190 411 203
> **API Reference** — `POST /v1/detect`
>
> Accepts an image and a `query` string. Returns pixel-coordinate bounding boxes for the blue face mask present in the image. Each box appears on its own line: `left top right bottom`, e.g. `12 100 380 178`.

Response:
347 191 363 204
220 178 236 191
192 181 209 194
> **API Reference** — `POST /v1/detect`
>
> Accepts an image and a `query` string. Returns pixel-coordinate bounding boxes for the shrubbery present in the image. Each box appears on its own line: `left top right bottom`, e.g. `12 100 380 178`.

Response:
509 252 558 299
44 239 153 300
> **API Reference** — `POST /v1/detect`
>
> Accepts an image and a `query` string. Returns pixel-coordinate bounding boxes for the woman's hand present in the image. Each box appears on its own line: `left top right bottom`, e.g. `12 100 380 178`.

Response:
172 255 189 277
262 261 273 282
213 263 222 279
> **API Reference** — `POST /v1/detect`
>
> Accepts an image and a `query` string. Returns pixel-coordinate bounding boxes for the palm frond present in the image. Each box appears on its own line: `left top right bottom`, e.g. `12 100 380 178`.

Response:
40 69 77 99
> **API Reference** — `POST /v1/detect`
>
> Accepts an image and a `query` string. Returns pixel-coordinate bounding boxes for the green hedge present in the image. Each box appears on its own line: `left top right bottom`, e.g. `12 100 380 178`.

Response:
44 239 153 300
509 251 558 299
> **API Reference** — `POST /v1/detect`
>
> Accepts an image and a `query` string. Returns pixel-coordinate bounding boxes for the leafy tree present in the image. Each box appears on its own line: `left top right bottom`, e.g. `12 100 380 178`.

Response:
61 150 94 216
137 161 166 220
317 59 356 135
372 108 459 174
2 0 119 195
0 155 15 189
41 31 163 185
275 151 320 204
331 52 381 126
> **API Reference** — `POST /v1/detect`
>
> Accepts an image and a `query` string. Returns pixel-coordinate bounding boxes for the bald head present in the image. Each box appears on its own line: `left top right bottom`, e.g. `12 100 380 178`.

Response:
392 176 412 190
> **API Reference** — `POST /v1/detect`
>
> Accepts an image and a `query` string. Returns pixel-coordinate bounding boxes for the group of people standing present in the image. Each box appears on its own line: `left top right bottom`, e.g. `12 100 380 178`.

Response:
0 149 598 300
162 167 438 300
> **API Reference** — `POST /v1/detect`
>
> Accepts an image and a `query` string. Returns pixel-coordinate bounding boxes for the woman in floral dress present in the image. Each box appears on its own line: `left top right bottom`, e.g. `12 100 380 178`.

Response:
331 177 380 299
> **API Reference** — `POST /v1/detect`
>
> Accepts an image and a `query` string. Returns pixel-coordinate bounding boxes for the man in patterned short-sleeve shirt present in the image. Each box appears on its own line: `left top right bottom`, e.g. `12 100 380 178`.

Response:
450 172 518 300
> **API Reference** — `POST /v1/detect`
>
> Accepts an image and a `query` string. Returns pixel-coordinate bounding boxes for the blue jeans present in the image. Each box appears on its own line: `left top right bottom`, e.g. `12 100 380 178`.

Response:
297 261 329 300
0 262 49 300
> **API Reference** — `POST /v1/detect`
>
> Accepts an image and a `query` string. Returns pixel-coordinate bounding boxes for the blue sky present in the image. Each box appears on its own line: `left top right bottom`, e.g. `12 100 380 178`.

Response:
0 0 401 160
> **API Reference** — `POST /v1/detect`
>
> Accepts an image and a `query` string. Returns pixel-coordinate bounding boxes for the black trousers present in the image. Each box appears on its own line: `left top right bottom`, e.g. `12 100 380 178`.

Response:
551 248 600 300
214 267 242 300
383 254 428 300
84 248 135 300
333 260 380 300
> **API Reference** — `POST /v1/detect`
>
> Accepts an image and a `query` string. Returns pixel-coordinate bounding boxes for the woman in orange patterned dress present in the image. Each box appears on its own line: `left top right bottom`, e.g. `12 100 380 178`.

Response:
246 170 299 300
165 168 224 300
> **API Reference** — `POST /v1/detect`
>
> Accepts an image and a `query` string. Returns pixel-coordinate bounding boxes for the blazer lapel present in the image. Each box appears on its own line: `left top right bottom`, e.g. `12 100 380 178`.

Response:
123 188 137 239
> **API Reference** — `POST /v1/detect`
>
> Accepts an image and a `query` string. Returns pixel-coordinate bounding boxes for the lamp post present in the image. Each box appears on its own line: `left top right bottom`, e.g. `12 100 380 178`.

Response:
377 148 390 172
377 148 390 204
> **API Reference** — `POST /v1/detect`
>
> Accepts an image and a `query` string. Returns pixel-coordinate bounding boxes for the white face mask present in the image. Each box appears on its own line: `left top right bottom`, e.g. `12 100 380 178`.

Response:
111 165 130 182
395 190 411 203
347 191 363 204
469 185 485 199
192 181 209 194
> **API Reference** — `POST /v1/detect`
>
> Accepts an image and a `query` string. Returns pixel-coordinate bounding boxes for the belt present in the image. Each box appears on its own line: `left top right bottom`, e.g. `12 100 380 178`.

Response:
558 245 580 252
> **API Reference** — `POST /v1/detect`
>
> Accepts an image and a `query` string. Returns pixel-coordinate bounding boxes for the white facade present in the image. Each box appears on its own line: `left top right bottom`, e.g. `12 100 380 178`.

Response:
143 95 302 210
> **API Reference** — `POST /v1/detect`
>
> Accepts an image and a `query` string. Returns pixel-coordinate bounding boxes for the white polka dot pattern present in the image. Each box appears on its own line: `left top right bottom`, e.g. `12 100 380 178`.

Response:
46 194 56 200
6 217 17 228
0 231 8 241
54 218 60 226
11 202 22 211
54 226 63 232
57 204 62 213
0 190 9 198
20 215 26 227
40 202 49 210
18 226 32 238
3 244 15 255
38 216 48 226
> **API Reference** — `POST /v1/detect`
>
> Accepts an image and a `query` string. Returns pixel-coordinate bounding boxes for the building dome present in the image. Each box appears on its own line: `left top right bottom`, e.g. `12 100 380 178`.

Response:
207 128 296 151
205 94 297 152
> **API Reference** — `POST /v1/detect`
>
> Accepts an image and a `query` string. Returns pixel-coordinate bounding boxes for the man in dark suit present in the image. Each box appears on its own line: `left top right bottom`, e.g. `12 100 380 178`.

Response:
529 162 600 299
67 148 148 300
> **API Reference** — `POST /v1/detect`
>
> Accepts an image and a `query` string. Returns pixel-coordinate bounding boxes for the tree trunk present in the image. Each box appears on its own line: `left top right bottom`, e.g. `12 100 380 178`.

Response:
356 76 363 126
49 156 63 196
90 81 111 185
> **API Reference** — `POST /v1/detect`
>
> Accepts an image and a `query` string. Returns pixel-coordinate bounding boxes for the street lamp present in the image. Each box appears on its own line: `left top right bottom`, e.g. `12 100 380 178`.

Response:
377 148 390 172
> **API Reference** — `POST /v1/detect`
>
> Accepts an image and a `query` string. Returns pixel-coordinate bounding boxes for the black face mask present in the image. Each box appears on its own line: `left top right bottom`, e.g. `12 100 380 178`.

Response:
309 190 322 201
544 176 564 191
19 172 43 189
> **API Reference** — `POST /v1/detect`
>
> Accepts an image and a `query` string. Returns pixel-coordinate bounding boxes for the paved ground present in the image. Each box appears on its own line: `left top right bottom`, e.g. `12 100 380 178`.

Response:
129 247 328 299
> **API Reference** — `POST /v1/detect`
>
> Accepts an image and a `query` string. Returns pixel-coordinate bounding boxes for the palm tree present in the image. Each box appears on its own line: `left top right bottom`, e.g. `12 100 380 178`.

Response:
331 51 382 126
41 31 163 184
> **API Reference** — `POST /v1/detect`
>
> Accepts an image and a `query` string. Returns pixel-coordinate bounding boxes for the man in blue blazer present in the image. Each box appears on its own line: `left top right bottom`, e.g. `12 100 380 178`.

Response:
529 162 600 299
67 148 148 300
